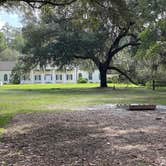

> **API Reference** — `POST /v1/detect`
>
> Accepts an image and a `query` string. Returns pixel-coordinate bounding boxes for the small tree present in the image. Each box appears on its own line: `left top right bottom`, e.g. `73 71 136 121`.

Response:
10 64 22 84
10 63 27 84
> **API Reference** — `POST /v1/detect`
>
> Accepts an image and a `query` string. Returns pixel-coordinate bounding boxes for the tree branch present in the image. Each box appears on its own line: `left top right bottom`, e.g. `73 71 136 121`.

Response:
109 22 135 52
105 22 137 66
1 0 78 8
94 0 107 8
108 66 138 85
74 54 100 67
111 41 141 55
74 55 92 60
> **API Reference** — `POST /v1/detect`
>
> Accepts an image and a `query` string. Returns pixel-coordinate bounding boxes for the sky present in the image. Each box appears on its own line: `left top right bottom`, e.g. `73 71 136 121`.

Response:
0 10 22 28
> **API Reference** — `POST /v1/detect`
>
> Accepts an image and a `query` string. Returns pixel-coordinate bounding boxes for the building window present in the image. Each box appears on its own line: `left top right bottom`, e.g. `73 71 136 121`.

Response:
45 74 52 81
88 73 93 80
56 74 63 80
66 74 73 80
4 74 8 81
34 75 41 81
78 73 82 78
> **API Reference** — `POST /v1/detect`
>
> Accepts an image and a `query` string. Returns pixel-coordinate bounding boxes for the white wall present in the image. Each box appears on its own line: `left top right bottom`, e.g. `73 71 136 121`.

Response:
77 69 100 83
0 67 101 84
28 69 77 84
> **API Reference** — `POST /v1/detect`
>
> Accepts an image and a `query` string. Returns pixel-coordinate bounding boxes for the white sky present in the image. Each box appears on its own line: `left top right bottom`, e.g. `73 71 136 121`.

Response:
0 10 22 28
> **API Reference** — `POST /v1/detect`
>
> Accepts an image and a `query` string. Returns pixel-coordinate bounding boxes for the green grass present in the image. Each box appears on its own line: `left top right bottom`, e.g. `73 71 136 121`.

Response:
0 83 166 134
0 128 5 138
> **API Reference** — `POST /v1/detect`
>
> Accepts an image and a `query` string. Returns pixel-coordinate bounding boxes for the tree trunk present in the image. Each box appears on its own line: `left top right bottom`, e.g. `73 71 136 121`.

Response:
99 68 107 88
152 80 155 91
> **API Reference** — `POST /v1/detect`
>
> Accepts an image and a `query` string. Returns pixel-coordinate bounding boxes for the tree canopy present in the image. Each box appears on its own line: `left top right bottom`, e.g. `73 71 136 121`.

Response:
21 0 142 87
0 32 7 53
0 0 165 87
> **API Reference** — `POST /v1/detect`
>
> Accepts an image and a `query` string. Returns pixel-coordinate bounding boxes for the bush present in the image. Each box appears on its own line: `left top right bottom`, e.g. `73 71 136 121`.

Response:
77 77 88 83
10 67 21 84
10 73 20 84
107 76 120 83
107 78 112 83
146 80 153 88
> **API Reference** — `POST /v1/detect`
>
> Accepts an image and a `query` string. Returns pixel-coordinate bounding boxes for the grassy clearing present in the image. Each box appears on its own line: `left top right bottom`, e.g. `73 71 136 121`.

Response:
0 83 166 131
0 128 5 138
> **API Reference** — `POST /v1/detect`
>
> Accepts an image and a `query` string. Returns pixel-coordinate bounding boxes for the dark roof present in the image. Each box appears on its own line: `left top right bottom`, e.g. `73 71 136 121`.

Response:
0 61 16 71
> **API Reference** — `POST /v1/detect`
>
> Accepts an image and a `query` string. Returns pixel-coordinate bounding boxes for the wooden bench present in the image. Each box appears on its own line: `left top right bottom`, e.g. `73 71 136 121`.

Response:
129 104 156 111
152 80 166 90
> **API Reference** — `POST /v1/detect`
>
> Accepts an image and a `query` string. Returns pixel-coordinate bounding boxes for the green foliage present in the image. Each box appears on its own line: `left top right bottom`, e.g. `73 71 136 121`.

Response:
10 72 20 84
22 19 108 67
11 34 25 52
107 78 112 83
21 0 141 88
2 0 164 87
130 0 166 24
0 32 7 53
77 77 88 83
135 17 166 82
0 128 5 138
145 80 153 88
138 28 157 52
137 19 166 57
107 76 120 84
21 0 138 66
146 42 166 58
0 48 19 61
0 26 25 61
112 76 120 84
10 63 24 84
0 115 12 127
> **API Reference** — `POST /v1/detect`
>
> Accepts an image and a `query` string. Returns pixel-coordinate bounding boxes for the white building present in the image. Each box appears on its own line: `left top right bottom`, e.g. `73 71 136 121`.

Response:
0 61 100 84
0 61 16 84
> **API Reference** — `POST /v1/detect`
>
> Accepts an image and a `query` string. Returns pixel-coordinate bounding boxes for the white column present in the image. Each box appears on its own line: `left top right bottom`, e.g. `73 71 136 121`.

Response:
8 74 10 84
41 72 45 84
63 73 67 83
73 68 77 83
30 70 34 84
52 69 55 84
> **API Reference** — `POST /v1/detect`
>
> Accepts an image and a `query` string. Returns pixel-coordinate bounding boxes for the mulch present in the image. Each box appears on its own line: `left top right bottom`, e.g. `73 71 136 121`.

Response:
0 108 166 166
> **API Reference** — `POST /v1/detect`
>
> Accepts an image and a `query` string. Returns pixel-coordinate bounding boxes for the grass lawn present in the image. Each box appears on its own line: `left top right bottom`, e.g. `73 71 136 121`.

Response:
0 83 166 135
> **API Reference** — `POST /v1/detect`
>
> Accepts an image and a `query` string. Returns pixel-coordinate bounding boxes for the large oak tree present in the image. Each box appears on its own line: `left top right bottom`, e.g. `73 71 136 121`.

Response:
22 1 140 87
1 0 165 87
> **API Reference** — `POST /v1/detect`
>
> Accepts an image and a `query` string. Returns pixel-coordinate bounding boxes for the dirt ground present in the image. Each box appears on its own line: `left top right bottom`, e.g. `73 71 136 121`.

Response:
1 106 166 166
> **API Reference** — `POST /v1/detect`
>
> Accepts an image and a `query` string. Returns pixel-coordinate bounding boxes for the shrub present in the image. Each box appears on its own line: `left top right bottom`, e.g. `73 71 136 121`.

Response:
77 77 88 83
107 76 120 83
107 78 112 83
146 80 153 88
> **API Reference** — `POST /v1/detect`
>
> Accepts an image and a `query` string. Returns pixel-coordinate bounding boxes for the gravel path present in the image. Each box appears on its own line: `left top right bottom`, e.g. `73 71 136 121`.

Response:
0 107 166 166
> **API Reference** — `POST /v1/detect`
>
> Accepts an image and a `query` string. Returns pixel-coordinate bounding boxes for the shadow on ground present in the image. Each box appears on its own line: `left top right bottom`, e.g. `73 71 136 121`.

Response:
0 109 166 166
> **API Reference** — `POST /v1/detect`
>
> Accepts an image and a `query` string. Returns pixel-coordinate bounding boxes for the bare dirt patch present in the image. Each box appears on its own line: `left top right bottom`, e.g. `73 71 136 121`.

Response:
0 107 166 166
